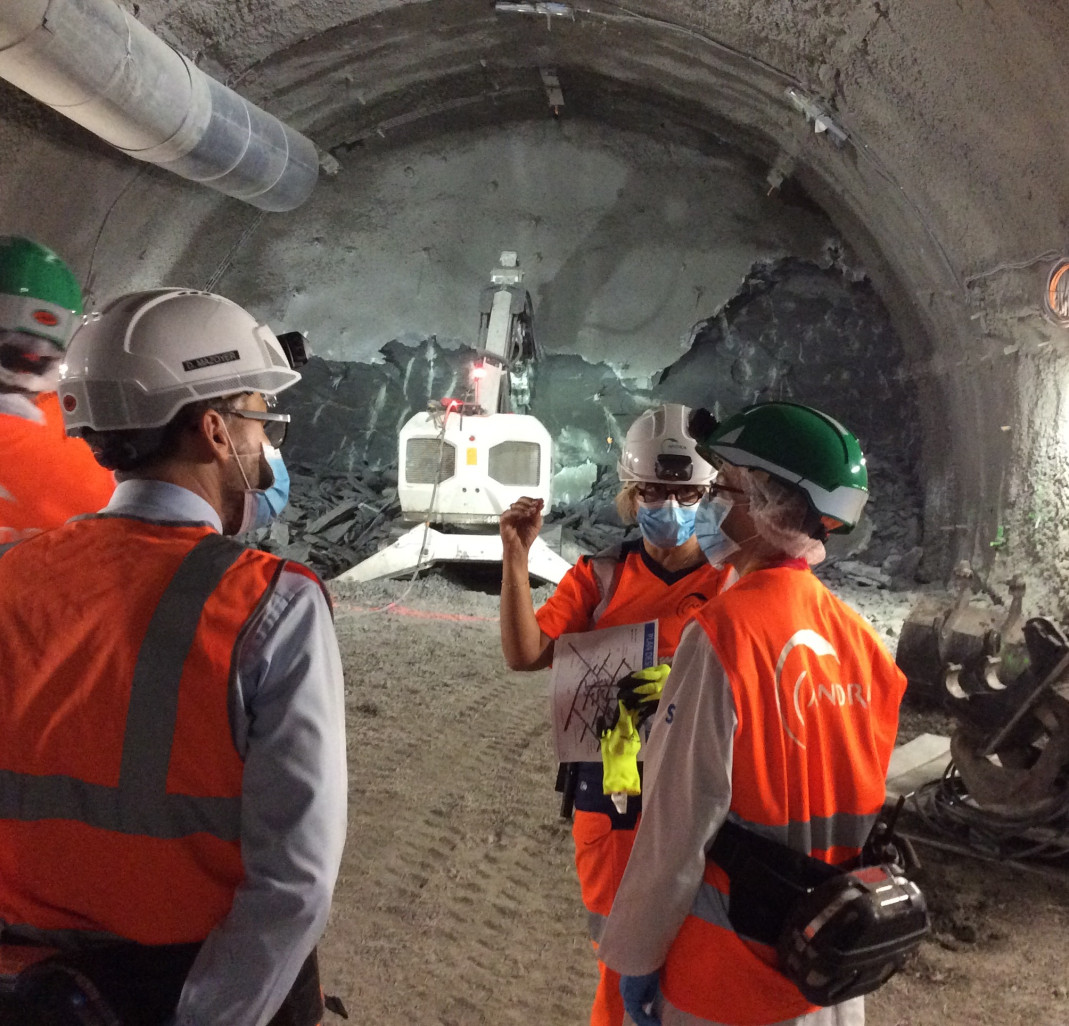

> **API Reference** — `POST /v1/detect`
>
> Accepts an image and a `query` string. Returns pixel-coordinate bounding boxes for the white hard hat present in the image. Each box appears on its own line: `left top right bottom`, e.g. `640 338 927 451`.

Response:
617 403 715 485
58 289 300 433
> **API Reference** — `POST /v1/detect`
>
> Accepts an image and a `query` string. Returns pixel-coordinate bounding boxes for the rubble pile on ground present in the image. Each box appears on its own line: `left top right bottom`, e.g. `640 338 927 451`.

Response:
250 451 919 588
249 461 639 581
816 449 925 592
246 461 401 580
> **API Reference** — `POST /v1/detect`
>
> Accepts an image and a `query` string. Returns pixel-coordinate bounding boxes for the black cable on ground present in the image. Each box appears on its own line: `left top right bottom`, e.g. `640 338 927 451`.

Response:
908 761 1069 862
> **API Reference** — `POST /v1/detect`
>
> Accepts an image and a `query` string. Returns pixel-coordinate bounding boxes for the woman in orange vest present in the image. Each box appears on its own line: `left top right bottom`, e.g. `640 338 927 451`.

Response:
597 401 907 1026
0 236 115 542
500 404 734 1026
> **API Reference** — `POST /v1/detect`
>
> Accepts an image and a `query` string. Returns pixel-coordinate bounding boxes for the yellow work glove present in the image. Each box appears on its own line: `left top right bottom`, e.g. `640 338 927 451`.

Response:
617 663 671 726
600 701 643 796
598 664 671 797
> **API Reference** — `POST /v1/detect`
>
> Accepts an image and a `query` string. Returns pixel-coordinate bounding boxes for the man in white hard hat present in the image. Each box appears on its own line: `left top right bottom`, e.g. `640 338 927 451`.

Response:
0 289 346 1026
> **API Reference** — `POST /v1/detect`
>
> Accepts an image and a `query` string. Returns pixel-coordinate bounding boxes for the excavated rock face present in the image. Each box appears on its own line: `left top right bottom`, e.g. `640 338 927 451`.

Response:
3 1 1069 608
272 258 921 580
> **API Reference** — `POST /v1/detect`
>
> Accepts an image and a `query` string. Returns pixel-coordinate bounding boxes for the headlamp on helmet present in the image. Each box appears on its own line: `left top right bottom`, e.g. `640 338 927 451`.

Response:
618 403 716 486
276 330 311 369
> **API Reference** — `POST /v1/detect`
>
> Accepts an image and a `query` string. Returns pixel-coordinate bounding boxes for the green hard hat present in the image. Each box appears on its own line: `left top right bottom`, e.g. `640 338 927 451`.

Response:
695 401 869 532
0 236 83 349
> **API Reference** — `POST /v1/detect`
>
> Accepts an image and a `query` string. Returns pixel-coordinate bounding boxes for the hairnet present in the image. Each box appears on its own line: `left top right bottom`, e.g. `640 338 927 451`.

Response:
732 466 827 566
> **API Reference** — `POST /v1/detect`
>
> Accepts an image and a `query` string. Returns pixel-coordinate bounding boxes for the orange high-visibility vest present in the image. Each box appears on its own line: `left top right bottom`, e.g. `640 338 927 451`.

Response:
0 394 115 543
537 540 730 660
542 544 732 1026
0 515 308 946
661 567 906 1026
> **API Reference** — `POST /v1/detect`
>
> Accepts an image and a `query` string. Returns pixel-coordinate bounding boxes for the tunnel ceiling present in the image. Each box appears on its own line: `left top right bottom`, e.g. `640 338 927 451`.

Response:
10 0 1068 343
127 0 1069 355
5 0 1069 603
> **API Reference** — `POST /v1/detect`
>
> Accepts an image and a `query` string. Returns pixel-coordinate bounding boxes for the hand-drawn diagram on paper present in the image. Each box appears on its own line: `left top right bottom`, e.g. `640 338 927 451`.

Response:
549 620 658 762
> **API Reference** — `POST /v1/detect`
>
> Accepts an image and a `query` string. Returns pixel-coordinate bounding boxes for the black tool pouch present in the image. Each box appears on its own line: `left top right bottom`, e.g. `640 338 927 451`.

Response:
555 761 579 819
708 819 929 1005
1 944 123 1026
708 820 841 944
1 940 325 1026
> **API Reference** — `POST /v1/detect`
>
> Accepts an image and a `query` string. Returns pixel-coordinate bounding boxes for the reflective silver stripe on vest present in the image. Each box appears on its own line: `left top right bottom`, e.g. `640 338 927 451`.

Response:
0 534 247 842
690 876 735 933
686 810 879 939
724 809 877 853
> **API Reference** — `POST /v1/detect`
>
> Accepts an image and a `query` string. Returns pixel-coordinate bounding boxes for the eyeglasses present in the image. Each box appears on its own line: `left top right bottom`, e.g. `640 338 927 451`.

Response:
222 408 291 447
636 484 707 506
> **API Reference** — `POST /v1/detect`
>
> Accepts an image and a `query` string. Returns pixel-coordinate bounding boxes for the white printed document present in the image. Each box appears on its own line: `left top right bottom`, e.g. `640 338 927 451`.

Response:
549 620 659 762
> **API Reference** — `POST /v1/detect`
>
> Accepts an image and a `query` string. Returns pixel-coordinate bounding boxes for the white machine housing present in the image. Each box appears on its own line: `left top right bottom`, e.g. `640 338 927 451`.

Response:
336 251 573 585
399 405 553 526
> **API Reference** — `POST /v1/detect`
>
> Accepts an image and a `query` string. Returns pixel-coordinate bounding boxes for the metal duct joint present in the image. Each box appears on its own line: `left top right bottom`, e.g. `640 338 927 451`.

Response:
0 0 319 212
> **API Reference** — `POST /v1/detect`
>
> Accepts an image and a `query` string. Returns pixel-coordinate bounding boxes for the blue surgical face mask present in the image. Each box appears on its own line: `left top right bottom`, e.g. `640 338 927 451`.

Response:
237 443 290 534
694 493 739 567
636 498 697 549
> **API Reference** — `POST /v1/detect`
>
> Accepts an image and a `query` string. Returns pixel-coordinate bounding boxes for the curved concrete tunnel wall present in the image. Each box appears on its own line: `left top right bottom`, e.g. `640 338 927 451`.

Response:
2 0 1069 612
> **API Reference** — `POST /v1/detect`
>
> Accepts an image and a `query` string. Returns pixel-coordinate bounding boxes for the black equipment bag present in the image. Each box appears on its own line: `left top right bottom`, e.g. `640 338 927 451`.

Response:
0 940 325 1026
776 863 929 1005
0 944 121 1026
708 814 930 1005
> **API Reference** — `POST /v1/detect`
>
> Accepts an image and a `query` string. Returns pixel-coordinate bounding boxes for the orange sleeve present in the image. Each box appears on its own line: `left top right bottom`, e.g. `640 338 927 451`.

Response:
535 557 601 640
35 391 115 507
34 392 68 440
0 413 116 540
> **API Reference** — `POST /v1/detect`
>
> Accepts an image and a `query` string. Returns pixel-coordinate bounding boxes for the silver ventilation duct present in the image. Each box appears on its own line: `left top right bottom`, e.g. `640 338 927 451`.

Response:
0 0 319 211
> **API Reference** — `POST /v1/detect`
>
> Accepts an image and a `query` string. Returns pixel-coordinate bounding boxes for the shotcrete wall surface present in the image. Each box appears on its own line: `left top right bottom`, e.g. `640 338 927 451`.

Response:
215 119 842 373
1006 352 1069 616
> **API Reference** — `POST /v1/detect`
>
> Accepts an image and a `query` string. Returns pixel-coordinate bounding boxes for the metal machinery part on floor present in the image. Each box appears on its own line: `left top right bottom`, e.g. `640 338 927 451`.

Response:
336 252 573 585
895 562 1069 861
